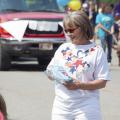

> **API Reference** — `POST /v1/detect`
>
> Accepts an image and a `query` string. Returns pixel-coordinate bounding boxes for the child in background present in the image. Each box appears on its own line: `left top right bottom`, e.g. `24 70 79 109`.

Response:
0 94 8 120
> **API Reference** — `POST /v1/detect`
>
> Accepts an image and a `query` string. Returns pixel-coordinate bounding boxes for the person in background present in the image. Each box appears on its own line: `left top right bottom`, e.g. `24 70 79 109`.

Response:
0 94 8 120
113 0 120 16
82 2 89 16
96 4 114 65
113 12 120 41
46 10 110 120
112 12 120 66
89 1 97 29
112 0 120 43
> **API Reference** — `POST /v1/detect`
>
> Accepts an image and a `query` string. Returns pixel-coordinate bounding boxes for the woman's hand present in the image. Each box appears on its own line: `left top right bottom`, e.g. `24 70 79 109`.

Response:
63 80 81 90
47 76 54 81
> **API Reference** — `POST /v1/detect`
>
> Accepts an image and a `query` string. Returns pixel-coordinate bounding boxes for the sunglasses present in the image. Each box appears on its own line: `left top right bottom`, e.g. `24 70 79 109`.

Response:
64 27 78 33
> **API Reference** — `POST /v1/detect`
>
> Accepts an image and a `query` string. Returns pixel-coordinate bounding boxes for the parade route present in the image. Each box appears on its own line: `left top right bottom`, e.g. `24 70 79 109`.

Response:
0 49 120 120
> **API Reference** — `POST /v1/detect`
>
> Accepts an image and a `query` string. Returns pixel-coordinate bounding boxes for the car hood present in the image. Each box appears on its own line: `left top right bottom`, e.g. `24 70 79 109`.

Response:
0 12 65 41
0 12 65 21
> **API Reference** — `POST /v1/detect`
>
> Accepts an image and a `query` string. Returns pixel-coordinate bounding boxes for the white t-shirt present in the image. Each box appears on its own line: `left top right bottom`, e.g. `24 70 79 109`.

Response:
47 42 110 101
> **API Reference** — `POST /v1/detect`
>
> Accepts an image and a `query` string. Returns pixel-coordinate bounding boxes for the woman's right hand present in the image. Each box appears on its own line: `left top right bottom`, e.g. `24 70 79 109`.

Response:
63 80 81 90
47 76 54 81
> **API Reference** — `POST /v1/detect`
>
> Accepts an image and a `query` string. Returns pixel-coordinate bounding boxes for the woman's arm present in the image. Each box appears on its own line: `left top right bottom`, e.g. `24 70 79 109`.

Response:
63 79 107 90
97 23 112 34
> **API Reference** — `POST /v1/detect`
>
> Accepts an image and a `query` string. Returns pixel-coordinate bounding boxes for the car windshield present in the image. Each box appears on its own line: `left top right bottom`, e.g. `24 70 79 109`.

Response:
0 0 65 13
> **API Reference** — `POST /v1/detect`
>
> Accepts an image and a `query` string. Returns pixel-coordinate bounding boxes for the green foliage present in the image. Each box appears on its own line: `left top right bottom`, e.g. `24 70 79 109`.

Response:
99 0 117 3
26 0 36 5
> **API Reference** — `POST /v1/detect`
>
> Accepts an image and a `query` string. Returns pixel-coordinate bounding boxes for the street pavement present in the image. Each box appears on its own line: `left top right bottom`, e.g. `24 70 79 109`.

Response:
101 49 120 120
0 49 120 120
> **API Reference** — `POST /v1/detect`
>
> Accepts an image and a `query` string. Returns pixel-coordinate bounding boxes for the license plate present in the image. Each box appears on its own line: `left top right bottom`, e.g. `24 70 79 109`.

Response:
39 43 53 50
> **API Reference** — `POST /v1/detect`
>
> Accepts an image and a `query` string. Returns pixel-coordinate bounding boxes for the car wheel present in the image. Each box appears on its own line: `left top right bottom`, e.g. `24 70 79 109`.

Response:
37 56 51 70
0 44 11 71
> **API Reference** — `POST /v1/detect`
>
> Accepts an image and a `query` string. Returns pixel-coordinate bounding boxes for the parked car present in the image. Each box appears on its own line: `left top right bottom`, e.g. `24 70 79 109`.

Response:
0 0 66 70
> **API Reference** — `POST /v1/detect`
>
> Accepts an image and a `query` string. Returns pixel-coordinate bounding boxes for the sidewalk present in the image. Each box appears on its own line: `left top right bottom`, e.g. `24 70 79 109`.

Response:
101 49 120 120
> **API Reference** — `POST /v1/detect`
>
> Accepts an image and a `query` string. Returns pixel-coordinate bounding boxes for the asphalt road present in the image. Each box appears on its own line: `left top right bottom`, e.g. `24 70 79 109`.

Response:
0 50 120 120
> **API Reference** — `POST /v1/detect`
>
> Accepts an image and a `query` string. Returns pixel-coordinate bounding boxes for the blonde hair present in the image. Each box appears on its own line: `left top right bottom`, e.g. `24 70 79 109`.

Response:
63 10 94 40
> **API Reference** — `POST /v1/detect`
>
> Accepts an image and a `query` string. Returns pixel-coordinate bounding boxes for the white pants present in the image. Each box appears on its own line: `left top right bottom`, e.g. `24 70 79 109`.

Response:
52 96 102 120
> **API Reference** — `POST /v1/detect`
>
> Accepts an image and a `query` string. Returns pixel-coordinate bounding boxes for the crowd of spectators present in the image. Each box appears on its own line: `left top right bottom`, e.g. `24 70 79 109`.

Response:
81 0 120 66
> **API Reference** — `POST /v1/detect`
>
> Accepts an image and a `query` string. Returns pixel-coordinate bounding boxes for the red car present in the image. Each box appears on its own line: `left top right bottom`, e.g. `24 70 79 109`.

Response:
0 0 66 70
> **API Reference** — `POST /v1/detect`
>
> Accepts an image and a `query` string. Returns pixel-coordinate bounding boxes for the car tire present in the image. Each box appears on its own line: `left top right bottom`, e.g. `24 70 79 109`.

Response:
37 56 51 70
0 44 11 71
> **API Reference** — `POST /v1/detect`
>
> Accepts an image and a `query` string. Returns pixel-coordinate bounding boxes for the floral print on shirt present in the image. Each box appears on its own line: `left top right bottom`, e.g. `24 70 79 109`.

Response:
61 45 97 78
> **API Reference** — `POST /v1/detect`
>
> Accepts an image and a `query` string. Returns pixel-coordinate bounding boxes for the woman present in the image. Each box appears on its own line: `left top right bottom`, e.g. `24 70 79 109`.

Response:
46 10 110 120
95 4 114 64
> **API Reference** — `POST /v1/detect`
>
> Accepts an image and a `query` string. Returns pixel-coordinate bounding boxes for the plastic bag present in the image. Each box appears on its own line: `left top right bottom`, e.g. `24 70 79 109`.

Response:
46 65 73 84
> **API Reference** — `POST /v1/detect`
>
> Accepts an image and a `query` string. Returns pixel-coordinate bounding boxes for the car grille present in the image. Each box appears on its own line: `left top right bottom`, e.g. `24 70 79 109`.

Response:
25 24 63 35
